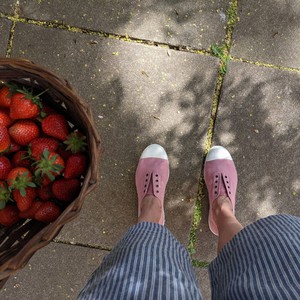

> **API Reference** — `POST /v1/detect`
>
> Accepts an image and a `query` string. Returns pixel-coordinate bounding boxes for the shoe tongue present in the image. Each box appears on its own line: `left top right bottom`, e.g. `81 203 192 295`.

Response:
146 174 154 195
219 175 227 196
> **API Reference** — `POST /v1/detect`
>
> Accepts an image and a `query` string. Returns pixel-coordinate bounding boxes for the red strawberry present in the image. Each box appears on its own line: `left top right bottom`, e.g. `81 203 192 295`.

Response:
0 205 20 226
19 200 43 219
41 114 69 141
7 167 34 187
34 201 61 223
12 187 37 211
38 184 54 201
52 178 81 202
0 85 14 108
0 124 11 153
64 153 88 179
9 87 44 119
12 150 31 168
0 181 11 209
29 137 59 160
6 141 21 154
41 176 52 187
0 108 13 127
0 156 12 180
9 120 39 146
34 150 65 183
64 131 87 154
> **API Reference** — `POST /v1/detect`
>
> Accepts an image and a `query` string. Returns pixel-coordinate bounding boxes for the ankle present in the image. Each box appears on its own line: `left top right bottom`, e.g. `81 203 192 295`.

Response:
212 196 233 218
138 195 162 224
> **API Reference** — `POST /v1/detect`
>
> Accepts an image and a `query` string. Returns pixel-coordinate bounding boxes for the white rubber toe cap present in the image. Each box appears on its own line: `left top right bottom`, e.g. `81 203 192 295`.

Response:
140 144 168 160
206 146 233 161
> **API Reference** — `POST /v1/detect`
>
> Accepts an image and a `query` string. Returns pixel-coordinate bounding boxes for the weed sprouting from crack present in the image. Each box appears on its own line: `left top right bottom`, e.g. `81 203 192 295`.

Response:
211 44 229 75
192 260 210 268
210 1 238 74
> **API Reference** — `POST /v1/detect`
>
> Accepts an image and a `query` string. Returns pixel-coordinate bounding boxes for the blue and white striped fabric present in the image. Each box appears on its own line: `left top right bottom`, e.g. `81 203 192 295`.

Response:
77 222 202 300
78 215 300 300
209 214 300 299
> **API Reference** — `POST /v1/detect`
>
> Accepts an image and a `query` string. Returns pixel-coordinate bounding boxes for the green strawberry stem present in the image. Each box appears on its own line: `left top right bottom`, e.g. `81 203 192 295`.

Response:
8 171 36 196
34 149 64 182
16 87 49 108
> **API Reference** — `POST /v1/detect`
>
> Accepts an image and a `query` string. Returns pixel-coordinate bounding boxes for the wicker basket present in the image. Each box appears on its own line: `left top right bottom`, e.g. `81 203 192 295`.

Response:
0 58 102 287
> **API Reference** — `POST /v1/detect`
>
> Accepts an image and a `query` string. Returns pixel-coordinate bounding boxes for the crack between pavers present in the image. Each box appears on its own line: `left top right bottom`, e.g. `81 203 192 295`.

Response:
188 0 238 256
53 238 112 252
231 56 300 73
0 12 211 57
192 260 210 268
5 1 20 57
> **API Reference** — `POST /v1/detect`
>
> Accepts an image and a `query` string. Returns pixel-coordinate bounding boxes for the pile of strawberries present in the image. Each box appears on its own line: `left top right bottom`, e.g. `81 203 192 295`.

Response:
0 83 88 227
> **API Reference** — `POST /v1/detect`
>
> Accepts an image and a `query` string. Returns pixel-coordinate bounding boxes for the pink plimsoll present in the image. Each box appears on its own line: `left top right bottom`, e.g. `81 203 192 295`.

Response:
204 146 238 236
135 144 169 225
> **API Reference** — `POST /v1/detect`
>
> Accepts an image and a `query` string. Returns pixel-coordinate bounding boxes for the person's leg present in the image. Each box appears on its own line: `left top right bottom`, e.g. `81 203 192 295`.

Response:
213 195 243 253
78 144 203 300
209 214 300 299
138 195 162 224
206 147 300 299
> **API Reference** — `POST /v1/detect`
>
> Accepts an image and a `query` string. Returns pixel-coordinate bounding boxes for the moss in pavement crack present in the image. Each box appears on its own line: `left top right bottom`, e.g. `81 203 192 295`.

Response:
192 260 210 268
210 0 238 74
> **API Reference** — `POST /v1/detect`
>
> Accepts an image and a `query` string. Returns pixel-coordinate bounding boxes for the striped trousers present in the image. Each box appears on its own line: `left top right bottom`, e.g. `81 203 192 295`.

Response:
78 215 300 299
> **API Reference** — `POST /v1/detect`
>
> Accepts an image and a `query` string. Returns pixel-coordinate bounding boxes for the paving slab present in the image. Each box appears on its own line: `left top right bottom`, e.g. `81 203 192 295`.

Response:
0 242 107 300
0 19 12 57
195 267 211 300
0 0 15 14
231 0 300 68
11 22 219 249
18 0 230 49
194 60 300 261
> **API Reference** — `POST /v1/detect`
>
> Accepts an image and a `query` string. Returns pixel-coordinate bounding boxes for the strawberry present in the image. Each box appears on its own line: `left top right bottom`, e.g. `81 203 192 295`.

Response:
12 187 37 211
34 201 61 223
41 114 69 141
9 120 39 146
0 181 11 209
34 150 65 183
29 137 59 161
6 141 21 154
0 156 12 180
7 167 34 188
38 184 54 201
19 200 43 219
0 125 11 153
52 178 81 202
12 150 31 168
64 131 87 154
0 205 20 226
0 85 15 108
0 108 13 127
9 87 45 119
64 153 88 179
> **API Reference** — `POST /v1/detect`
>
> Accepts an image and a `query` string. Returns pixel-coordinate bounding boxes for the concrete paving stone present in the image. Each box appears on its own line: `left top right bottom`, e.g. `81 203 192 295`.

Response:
195 267 211 300
0 19 12 56
0 242 108 300
18 0 231 49
194 60 300 261
0 0 15 14
231 0 300 68
11 23 219 249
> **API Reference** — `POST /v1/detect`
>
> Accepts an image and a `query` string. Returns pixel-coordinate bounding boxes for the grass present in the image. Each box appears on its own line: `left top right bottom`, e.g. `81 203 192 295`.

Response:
211 44 229 75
